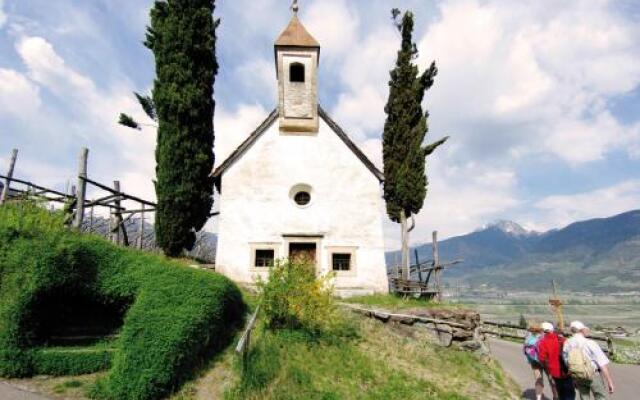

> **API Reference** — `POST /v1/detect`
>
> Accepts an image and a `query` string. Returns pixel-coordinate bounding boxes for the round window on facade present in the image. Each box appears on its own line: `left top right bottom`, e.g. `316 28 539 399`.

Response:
289 184 313 208
294 191 311 206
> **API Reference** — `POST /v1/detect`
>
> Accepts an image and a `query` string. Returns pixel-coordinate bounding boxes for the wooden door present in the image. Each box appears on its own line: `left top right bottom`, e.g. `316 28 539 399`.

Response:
289 242 316 265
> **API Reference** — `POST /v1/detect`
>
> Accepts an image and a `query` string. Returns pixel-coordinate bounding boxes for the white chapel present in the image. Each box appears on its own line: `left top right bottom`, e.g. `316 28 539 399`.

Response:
211 5 388 296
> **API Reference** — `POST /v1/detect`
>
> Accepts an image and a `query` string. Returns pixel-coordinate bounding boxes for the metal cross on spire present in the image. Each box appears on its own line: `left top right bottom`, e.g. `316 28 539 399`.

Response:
291 0 299 15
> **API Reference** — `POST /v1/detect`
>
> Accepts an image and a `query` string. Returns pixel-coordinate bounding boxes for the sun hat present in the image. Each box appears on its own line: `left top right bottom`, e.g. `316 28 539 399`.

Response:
527 321 542 333
570 321 586 331
541 322 554 332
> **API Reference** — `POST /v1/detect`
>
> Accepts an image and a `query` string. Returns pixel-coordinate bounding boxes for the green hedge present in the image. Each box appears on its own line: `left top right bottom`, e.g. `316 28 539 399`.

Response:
32 346 113 376
0 203 245 399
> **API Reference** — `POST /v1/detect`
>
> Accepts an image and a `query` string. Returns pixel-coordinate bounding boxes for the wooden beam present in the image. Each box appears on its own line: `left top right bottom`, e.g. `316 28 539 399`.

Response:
0 174 73 199
120 208 155 214
7 188 68 203
85 194 122 207
81 176 156 207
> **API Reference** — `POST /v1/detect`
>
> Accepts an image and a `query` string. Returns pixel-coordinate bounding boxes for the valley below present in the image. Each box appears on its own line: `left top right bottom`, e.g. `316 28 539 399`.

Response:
451 290 640 333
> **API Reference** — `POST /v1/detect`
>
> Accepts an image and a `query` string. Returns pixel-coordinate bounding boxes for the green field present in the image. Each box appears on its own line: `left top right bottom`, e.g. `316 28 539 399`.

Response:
458 294 640 332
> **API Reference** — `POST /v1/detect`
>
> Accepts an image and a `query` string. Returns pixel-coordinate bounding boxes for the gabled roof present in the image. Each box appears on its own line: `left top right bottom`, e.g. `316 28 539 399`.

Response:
210 106 384 184
275 15 320 48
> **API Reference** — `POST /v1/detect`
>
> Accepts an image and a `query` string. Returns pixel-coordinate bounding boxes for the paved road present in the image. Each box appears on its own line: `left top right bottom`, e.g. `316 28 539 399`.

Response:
0 382 51 400
489 338 640 400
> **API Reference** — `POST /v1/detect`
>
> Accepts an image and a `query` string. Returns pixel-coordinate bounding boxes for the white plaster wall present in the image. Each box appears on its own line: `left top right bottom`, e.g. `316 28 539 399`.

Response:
215 118 388 295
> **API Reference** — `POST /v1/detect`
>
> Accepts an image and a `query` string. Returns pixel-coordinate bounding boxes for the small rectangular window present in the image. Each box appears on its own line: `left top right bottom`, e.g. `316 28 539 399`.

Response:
255 249 275 267
332 253 351 271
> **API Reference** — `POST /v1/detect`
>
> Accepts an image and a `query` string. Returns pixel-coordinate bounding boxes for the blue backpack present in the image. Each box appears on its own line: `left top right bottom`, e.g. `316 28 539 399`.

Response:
524 334 540 364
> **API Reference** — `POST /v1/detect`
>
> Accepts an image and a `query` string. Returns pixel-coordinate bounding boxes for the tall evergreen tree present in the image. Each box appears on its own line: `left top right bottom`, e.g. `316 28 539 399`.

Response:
383 9 448 280
145 0 217 256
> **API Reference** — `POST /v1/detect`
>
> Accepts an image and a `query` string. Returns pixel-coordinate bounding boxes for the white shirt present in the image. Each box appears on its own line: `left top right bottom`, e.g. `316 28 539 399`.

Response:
563 333 610 371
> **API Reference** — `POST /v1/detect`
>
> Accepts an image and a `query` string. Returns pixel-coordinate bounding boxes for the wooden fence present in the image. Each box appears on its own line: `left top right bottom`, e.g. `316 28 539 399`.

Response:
0 147 216 259
341 303 482 349
236 304 260 371
388 231 463 301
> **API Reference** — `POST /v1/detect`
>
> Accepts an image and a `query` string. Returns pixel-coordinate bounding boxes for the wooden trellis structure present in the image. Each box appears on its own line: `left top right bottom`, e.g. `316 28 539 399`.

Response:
389 231 462 301
1 147 157 250
2 147 219 259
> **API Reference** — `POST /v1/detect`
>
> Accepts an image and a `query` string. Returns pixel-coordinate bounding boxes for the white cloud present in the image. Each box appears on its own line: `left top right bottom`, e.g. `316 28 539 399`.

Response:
416 0 640 166
16 36 95 97
384 159 521 249
234 58 277 106
329 25 398 139
214 103 270 166
544 111 634 165
11 35 157 202
305 0 359 62
306 0 640 247
333 85 386 142
0 68 41 118
534 180 640 230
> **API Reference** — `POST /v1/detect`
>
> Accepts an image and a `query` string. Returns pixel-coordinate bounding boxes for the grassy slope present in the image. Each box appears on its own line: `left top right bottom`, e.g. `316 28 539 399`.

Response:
16 295 520 400
172 311 519 400
342 294 464 311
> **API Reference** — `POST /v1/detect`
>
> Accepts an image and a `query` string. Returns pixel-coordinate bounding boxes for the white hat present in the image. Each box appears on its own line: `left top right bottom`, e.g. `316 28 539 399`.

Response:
541 322 554 332
570 321 587 331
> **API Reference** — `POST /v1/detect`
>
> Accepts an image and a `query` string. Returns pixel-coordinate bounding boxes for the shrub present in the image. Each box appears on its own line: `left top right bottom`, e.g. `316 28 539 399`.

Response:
0 203 245 399
257 260 342 335
31 345 113 376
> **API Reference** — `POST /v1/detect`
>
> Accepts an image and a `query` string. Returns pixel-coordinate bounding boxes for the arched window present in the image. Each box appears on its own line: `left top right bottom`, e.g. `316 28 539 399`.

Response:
289 62 305 83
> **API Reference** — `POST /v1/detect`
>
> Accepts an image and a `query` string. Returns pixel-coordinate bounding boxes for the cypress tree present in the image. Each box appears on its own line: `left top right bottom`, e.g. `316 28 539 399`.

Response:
383 9 448 280
145 0 217 256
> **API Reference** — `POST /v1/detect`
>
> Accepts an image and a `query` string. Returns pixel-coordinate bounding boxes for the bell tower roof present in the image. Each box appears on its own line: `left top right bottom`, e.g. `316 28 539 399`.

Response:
274 14 319 48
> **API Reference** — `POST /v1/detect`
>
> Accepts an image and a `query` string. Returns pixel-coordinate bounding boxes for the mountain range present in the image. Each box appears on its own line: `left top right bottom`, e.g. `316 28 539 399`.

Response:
385 210 640 293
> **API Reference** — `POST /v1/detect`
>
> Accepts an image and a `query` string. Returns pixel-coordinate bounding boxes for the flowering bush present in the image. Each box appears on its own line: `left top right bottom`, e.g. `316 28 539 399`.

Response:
257 260 341 335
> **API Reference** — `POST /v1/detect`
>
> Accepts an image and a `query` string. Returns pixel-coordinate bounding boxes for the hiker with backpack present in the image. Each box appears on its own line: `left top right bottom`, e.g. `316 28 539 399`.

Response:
563 321 615 400
524 322 556 400
538 322 574 400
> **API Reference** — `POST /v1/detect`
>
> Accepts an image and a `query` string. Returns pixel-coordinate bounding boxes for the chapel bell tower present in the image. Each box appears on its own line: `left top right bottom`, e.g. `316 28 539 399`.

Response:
274 1 320 133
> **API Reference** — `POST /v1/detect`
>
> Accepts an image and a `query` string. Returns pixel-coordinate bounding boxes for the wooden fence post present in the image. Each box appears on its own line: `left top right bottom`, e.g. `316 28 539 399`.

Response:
73 147 88 229
138 203 145 249
607 335 615 359
113 181 121 244
0 149 18 205
89 205 94 233
112 181 129 246
108 211 113 242
433 231 441 302
415 248 422 282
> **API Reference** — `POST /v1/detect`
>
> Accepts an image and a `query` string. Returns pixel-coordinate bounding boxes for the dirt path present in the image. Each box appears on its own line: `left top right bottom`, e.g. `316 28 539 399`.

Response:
0 382 51 400
489 338 640 399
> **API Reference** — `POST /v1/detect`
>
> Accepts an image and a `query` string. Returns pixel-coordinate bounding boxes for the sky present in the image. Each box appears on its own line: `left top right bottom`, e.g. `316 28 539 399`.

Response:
1 0 639 249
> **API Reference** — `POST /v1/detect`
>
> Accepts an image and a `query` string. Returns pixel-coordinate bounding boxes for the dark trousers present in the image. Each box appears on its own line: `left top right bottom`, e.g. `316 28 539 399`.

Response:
554 377 576 400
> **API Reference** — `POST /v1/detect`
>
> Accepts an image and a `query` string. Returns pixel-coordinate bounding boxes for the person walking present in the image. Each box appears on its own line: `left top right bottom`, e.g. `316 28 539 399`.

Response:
538 321 574 400
563 321 615 400
523 322 547 400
